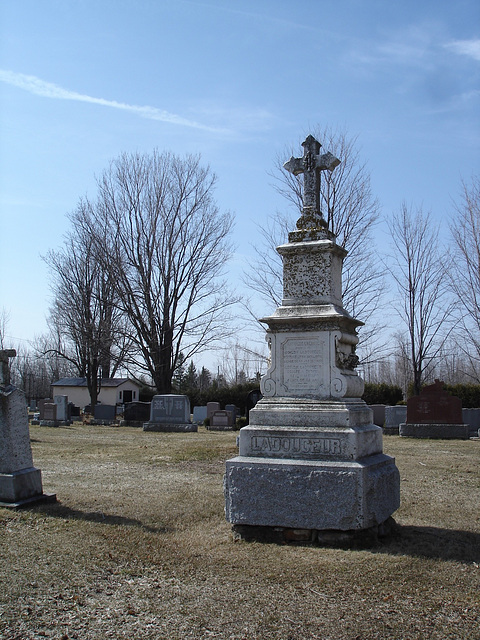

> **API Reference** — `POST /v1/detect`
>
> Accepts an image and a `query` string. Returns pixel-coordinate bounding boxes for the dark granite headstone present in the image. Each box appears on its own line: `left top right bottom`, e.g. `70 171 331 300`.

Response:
246 389 262 421
400 380 469 439
407 380 462 424
94 404 116 422
124 401 151 423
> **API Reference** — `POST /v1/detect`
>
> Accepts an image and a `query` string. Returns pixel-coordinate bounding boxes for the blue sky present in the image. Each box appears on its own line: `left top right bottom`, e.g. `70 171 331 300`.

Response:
1 0 479 367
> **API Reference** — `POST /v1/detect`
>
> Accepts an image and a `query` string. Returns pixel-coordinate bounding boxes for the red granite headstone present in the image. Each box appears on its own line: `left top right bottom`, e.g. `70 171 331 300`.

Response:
406 380 463 425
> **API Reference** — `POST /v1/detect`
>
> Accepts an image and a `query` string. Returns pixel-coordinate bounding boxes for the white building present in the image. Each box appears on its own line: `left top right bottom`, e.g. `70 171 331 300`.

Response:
51 377 142 409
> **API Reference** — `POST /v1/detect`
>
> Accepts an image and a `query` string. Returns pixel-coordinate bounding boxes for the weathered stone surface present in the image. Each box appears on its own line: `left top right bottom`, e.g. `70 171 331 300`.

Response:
239 424 382 461
225 454 400 531
0 467 43 502
0 388 34 473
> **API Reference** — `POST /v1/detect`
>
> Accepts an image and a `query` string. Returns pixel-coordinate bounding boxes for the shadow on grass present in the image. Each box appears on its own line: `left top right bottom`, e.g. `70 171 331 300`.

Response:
32 501 171 535
378 524 480 564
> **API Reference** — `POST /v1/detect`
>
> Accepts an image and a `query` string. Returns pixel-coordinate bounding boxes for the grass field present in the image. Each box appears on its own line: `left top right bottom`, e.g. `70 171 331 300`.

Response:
1 424 479 639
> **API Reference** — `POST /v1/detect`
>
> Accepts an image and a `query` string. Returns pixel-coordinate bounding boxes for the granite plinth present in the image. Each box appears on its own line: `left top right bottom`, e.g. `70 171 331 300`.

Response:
399 423 470 439
224 453 400 531
143 422 197 432
0 466 56 507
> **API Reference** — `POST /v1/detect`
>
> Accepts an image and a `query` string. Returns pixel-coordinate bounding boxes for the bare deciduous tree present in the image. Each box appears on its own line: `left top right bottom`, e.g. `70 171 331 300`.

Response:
44 202 129 407
245 126 384 361
81 150 238 394
385 203 453 396
449 176 480 382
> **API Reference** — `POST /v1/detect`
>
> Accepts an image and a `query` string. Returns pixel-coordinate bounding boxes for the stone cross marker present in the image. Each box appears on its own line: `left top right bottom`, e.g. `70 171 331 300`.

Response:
283 135 340 225
0 349 16 387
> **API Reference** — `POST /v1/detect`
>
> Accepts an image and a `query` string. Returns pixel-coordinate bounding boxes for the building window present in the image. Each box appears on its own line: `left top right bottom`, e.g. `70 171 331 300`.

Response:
119 391 122 400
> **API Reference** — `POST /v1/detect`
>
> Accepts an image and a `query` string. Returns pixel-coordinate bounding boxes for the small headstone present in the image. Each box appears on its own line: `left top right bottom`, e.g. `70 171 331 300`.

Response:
400 380 469 439
0 350 56 507
193 406 208 424
40 402 59 427
225 404 238 421
384 406 407 435
207 402 221 420
54 395 69 422
462 408 480 437
69 403 81 418
123 401 151 425
209 410 235 430
93 404 117 423
37 398 52 420
143 394 197 432
370 404 386 427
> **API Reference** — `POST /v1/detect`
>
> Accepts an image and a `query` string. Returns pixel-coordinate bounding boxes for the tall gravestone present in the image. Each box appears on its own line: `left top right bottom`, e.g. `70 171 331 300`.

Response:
225 135 400 544
0 350 56 507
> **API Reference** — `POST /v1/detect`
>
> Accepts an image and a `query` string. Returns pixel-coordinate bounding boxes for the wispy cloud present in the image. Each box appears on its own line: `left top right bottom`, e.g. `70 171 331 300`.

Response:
0 69 230 133
444 39 480 62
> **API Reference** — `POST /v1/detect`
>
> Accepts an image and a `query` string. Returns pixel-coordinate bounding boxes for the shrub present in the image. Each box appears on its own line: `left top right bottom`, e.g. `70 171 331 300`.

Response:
362 383 403 406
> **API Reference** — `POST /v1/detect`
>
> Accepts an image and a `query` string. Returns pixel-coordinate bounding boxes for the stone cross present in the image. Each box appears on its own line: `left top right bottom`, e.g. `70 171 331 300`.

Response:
284 135 340 225
0 349 16 387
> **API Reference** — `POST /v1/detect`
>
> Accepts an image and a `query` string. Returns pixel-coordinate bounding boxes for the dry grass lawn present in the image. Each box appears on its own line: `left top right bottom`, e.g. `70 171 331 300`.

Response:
1 424 479 639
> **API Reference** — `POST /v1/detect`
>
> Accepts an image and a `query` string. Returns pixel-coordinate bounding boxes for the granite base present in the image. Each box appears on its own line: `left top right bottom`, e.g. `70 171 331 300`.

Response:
0 467 56 507
399 423 470 439
231 516 397 548
225 453 400 531
143 422 198 432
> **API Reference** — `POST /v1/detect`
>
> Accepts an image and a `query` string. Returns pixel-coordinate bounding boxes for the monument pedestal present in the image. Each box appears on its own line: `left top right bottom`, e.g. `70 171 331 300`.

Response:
225 399 400 536
143 422 197 432
399 422 470 439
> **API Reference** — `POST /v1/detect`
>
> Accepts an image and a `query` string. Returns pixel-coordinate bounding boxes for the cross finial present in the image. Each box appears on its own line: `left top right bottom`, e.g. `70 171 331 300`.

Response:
283 135 340 228
0 349 16 387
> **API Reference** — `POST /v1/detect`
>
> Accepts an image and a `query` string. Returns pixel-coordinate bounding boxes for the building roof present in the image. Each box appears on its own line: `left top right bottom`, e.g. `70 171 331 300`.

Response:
52 377 140 388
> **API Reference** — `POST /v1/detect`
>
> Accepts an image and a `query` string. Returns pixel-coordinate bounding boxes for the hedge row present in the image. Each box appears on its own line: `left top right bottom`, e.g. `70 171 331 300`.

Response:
362 383 403 406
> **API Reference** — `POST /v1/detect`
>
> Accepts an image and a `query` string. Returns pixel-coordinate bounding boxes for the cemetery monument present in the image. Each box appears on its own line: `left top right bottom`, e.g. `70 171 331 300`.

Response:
0 350 56 507
225 135 400 544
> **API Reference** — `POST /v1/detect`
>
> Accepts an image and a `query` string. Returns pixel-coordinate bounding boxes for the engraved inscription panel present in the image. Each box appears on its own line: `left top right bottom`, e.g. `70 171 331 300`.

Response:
251 435 343 458
281 337 327 393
